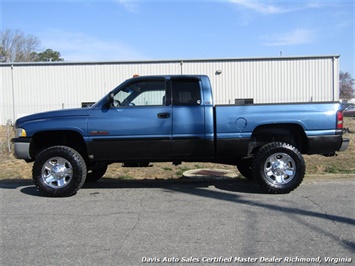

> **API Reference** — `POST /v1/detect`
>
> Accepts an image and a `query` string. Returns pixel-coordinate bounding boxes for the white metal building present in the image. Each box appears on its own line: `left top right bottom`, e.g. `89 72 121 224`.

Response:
0 55 340 125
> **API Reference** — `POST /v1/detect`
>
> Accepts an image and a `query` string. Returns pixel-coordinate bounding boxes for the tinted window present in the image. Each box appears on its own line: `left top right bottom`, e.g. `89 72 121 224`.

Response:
171 79 201 106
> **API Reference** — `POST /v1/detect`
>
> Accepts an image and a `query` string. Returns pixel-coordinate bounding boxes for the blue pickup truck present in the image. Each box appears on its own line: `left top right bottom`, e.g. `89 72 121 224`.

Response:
12 75 349 197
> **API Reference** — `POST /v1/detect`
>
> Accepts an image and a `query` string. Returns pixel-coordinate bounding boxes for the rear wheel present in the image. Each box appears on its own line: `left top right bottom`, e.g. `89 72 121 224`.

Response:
33 146 87 197
86 162 108 182
252 142 305 194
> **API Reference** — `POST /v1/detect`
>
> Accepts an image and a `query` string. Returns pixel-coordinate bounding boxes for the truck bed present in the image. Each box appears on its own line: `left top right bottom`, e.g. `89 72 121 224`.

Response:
214 102 343 158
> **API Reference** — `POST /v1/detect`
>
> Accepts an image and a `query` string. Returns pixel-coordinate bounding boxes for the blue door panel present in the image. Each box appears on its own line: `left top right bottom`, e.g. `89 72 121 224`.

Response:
88 106 172 160
172 106 206 157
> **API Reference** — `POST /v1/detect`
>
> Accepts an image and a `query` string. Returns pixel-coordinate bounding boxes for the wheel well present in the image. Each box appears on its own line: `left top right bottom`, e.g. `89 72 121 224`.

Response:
249 124 308 154
30 130 88 160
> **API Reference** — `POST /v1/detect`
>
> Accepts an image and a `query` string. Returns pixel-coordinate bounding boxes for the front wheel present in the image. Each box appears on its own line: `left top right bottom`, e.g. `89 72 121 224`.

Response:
32 146 87 197
236 158 253 179
251 142 305 194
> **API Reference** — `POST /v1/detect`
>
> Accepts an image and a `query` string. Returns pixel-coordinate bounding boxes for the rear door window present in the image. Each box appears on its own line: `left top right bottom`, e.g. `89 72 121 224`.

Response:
171 78 201 106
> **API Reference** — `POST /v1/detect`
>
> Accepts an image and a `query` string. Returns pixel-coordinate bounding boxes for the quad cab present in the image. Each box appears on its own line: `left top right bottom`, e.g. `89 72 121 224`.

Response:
12 75 349 196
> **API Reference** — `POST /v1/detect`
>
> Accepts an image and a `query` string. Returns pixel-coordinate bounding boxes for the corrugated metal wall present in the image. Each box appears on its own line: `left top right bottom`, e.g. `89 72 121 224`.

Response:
0 55 339 125
182 56 339 104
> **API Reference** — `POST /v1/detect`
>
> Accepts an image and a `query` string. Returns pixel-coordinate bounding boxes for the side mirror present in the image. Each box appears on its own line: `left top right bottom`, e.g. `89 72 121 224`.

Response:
107 92 114 102
105 92 115 107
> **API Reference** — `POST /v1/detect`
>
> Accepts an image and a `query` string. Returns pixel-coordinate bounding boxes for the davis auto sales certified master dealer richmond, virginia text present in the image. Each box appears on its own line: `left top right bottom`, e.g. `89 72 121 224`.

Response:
141 256 352 263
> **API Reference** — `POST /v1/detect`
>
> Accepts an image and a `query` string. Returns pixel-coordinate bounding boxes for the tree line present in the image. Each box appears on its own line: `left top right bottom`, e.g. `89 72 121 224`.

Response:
0 29 354 99
0 29 63 62
339 71 354 100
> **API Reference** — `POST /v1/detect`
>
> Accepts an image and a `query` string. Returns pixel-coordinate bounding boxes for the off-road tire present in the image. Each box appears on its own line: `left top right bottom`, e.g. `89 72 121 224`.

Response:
236 158 253 179
86 163 108 182
33 146 87 197
251 142 305 194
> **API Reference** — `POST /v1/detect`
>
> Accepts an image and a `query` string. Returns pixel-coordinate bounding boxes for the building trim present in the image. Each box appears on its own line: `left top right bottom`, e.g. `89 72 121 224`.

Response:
0 55 340 67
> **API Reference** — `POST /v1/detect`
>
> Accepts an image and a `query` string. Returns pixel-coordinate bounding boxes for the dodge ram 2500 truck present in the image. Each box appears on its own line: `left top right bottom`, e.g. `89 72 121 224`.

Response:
12 75 349 197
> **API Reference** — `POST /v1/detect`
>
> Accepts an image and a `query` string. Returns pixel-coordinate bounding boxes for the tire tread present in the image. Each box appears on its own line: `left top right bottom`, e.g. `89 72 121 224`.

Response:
251 142 305 194
32 146 87 197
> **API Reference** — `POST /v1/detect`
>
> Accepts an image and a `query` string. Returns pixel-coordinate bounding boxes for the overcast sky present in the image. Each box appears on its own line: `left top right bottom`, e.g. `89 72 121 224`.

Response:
1 0 354 76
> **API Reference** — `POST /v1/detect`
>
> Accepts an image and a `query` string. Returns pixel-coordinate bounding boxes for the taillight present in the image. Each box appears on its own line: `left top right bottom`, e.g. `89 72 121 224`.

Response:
337 110 344 129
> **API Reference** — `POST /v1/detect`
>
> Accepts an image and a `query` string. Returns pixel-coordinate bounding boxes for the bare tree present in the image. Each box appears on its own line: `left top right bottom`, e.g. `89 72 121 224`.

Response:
0 29 41 62
339 71 355 100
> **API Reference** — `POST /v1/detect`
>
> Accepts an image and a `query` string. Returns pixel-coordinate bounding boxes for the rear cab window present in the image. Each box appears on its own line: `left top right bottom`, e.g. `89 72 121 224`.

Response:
171 78 201 106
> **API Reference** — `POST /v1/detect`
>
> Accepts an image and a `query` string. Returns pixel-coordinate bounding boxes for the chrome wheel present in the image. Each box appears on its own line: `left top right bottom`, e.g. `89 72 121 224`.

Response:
252 142 305 194
41 157 73 189
264 152 296 184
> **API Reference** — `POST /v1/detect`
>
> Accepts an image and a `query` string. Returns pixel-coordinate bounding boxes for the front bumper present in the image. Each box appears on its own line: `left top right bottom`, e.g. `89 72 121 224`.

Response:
11 138 32 160
338 138 350 152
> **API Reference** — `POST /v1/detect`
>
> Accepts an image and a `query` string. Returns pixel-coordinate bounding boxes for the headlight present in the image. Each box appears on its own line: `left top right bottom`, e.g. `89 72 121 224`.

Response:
16 128 27 137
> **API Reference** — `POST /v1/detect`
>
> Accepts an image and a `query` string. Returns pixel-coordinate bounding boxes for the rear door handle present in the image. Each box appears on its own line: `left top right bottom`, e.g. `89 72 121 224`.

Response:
157 113 170 119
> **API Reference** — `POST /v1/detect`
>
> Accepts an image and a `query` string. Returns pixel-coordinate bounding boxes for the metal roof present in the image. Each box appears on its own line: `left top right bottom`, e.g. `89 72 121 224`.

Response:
0 54 340 67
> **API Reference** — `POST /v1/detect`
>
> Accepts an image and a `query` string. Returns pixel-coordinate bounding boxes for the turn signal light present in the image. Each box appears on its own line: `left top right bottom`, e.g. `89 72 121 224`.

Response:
16 128 27 137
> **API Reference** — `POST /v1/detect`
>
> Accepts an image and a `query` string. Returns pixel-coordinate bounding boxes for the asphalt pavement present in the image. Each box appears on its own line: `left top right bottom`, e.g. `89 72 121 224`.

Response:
1 177 354 266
